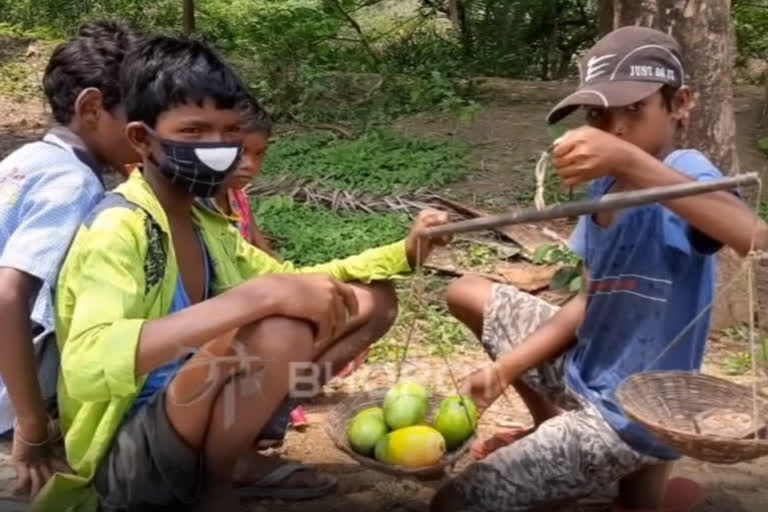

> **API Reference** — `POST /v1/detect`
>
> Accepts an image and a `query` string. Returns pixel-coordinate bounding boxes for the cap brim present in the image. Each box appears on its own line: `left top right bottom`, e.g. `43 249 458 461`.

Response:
546 81 664 125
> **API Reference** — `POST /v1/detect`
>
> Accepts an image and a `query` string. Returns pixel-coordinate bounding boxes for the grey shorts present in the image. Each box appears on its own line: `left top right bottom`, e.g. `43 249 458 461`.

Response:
93 391 204 511
94 392 296 511
452 284 661 511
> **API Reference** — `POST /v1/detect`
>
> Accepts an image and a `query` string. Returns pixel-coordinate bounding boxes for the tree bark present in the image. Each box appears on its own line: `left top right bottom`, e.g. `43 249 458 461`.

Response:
614 0 738 175
597 0 614 36
182 0 196 35
448 0 472 56
613 1 759 331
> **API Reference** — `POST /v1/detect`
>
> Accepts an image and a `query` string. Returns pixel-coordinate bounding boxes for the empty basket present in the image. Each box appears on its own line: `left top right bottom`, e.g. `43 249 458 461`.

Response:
617 371 768 464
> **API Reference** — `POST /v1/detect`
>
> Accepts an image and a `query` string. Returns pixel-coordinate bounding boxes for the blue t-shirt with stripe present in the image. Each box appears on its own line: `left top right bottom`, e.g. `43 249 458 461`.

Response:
566 149 725 460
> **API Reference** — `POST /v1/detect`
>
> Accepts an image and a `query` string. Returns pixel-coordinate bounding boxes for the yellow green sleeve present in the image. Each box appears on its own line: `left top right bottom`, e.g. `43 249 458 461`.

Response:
235 234 412 282
57 209 146 402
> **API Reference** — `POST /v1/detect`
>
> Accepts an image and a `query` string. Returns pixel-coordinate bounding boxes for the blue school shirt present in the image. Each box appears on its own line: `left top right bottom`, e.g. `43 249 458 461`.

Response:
132 234 213 412
566 149 725 460
0 128 104 434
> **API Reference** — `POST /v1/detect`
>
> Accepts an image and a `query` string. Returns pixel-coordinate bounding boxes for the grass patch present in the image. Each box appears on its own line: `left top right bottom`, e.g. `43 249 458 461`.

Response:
0 60 40 97
0 32 57 98
254 195 410 266
262 130 469 194
252 195 472 360
724 352 752 376
368 275 472 363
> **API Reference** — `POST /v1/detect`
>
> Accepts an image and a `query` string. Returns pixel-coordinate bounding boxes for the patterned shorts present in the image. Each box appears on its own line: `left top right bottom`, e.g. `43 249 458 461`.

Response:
452 284 661 511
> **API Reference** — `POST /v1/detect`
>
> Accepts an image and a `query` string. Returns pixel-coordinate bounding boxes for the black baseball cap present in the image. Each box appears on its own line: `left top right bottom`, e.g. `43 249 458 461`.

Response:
547 26 685 125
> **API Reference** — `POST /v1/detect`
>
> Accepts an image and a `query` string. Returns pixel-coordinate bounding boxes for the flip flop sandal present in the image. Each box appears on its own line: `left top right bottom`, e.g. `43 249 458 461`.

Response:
255 438 285 450
289 405 310 429
234 462 338 501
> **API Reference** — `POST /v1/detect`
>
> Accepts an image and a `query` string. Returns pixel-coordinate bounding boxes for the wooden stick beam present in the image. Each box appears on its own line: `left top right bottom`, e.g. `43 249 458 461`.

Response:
423 173 760 239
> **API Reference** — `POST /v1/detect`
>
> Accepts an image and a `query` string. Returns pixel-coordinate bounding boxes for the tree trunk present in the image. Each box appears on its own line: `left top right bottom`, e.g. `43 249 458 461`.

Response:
598 0 614 36
182 0 196 35
448 0 472 56
614 0 738 174
613 1 759 331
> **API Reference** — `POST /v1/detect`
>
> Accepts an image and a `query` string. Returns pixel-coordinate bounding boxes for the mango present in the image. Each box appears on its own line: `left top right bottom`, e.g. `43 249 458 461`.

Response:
383 381 430 406
354 407 384 422
434 395 478 450
375 425 446 468
347 414 388 456
383 382 430 430
374 435 394 464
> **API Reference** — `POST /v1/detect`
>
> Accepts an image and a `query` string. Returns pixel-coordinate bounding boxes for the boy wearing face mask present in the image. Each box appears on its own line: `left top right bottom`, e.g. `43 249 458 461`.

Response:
36 36 450 512
0 20 141 499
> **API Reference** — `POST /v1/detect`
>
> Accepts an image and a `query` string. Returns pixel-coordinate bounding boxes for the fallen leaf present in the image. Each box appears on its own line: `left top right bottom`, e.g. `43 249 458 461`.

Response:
494 261 560 292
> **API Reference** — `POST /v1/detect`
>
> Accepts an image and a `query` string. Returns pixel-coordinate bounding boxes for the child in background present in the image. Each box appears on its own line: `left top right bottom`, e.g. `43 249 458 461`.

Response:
0 20 140 498
203 103 371 435
200 127 279 259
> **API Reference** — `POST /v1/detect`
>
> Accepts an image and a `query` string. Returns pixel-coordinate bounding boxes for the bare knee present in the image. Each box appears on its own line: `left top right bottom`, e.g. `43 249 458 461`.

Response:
239 316 315 362
364 281 398 337
446 275 494 337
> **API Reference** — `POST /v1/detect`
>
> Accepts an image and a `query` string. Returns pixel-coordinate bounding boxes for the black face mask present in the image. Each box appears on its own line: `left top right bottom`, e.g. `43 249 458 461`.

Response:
144 125 243 197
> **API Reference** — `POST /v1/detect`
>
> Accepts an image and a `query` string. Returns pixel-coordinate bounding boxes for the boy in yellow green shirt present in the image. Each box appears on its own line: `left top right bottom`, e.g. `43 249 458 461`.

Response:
36 35 450 511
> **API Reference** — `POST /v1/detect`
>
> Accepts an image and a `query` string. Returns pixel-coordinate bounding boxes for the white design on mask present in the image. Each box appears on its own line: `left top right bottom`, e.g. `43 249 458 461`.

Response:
584 54 616 82
194 147 239 172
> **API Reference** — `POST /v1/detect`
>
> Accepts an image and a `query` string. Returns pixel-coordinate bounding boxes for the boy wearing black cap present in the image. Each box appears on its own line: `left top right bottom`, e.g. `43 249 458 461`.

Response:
433 26 768 512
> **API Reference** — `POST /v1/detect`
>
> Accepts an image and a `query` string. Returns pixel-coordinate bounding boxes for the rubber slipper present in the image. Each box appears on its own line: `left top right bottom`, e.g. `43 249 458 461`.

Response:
289 405 310 429
470 427 534 460
255 438 284 450
611 477 704 512
234 462 338 501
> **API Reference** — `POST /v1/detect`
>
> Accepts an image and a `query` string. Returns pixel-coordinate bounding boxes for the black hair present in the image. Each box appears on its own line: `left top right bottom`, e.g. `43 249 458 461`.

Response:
239 95 272 135
43 20 141 125
120 35 250 127
660 85 680 112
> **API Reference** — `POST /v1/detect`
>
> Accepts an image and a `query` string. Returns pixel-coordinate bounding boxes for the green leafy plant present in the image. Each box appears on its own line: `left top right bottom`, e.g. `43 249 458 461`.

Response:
758 137 768 156
533 243 583 293
262 130 469 194
456 243 497 272
253 195 410 266
721 325 768 363
368 283 470 364
724 352 753 376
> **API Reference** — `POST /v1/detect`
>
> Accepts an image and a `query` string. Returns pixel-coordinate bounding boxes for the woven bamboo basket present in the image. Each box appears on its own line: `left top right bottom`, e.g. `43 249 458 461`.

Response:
617 371 768 464
325 389 475 479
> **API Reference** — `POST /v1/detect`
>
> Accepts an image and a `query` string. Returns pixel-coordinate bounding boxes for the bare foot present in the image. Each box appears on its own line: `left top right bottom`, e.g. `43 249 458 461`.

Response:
612 478 704 512
470 426 535 460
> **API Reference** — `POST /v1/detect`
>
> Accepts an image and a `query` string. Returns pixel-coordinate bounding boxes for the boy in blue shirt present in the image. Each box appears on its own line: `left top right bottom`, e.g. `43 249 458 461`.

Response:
432 26 768 512
0 20 141 498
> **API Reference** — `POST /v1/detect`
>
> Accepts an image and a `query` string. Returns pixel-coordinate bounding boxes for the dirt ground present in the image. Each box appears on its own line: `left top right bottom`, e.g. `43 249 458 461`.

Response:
0 79 766 511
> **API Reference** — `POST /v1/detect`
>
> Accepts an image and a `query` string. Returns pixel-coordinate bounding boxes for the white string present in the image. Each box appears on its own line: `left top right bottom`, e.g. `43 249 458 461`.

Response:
534 150 551 211
747 250 759 440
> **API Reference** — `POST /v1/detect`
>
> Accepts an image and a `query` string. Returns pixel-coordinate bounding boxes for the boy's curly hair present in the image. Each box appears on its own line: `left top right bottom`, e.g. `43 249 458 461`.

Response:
43 20 142 125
